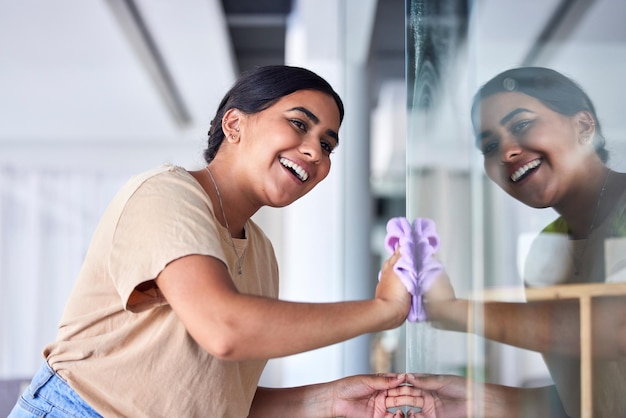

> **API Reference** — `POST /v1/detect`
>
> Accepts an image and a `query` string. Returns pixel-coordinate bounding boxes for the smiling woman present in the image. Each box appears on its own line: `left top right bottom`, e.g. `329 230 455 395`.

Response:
472 68 613 235
7 65 422 418
406 67 626 418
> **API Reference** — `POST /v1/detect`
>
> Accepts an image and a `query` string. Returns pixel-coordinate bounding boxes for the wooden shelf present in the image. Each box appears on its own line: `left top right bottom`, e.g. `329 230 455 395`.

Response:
472 282 626 418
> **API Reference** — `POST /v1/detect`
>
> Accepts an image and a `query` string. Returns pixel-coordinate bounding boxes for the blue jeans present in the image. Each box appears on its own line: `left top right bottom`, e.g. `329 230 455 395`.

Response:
8 362 102 417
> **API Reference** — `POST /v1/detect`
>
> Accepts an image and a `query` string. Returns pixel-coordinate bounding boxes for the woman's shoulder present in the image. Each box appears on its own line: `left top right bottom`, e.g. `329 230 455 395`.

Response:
121 164 202 194
106 164 208 220
129 163 192 183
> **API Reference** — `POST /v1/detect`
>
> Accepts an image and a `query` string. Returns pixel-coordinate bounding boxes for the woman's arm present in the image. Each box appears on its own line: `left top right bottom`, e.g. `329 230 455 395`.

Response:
249 374 421 418
155 250 410 361
424 272 626 358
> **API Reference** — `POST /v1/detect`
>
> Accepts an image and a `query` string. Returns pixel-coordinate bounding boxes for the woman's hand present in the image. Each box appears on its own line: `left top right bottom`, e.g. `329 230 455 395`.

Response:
331 373 424 418
376 248 412 327
250 374 425 417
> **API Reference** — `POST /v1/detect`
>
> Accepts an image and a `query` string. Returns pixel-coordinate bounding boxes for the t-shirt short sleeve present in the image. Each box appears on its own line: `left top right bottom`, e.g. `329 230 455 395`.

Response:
108 167 225 311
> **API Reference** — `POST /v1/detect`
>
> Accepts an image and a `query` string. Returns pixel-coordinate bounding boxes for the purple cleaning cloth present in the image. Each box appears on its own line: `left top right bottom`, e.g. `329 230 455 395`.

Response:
379 217 443 322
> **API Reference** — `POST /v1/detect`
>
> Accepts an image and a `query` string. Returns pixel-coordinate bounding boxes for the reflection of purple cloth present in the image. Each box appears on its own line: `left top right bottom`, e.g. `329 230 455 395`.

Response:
379 217 443 322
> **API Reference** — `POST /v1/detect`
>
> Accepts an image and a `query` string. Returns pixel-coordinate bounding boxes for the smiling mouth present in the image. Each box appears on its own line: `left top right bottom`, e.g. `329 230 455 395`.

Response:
279 157 309 182
511 159 541 182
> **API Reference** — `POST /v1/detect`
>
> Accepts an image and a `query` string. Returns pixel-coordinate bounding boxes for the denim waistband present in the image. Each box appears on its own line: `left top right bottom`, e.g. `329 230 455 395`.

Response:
28 362 56 398
27 362 102 417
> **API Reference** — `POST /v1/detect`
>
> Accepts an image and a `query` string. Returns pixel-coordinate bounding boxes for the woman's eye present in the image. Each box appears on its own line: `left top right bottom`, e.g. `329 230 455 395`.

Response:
481 140 498 155
511 120 531 135
321 141 334 154
291 119 307 131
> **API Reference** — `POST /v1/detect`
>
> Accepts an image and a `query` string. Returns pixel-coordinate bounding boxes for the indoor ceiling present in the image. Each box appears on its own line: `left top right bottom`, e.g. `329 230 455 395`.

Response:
220 0 406 109
0 0 624 169
0 0 404 170
221 0 293 73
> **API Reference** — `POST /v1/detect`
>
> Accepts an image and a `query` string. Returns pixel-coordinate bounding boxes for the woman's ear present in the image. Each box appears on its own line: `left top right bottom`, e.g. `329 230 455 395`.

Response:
576 111 596 144
222 108 242 143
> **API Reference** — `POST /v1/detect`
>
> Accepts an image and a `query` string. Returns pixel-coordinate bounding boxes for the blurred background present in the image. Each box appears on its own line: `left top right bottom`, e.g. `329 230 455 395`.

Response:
1 0 625 414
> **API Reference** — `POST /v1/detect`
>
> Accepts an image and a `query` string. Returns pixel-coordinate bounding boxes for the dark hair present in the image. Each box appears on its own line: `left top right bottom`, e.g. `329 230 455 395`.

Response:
471 67 608 163
203 65 345 163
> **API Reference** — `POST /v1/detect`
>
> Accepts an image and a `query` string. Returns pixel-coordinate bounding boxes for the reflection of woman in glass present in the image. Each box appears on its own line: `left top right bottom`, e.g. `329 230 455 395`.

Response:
409 67 626 417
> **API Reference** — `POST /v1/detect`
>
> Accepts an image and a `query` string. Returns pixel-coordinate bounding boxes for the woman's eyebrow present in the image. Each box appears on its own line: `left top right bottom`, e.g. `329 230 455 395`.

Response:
476 130 491 144
475 107 536 146
290 106 319 123
289 106 339 143
500 108 533 125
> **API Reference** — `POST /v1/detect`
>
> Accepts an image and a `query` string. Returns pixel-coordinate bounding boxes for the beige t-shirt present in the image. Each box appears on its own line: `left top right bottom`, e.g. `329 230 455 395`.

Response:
44 164 279 418
524 189 626 418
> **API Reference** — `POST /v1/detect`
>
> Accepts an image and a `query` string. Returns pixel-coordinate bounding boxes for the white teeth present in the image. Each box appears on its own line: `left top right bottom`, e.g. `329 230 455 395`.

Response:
280 157 309 181
511 159 541 182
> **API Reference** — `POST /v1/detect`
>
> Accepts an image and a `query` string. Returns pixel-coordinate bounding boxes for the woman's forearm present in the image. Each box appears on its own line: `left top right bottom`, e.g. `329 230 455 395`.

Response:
249 374 419 417
249 386 331 418
427 298 584 355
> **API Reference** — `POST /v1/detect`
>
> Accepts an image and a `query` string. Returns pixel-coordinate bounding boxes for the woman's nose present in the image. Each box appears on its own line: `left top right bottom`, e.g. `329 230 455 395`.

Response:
499 137 522 164
300 137 321 162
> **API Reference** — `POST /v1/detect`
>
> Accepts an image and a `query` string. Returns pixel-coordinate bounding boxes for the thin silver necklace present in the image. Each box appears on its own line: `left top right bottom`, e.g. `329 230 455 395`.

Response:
572 169 610 276
206 166 245 275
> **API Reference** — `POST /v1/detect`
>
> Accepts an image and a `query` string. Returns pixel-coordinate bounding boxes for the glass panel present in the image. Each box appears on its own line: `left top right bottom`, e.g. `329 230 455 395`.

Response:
405 0 626 416
405 0 475 377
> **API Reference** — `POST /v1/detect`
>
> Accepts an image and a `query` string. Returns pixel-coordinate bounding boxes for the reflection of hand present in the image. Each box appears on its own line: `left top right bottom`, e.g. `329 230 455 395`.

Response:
403 374 470 418
331 373 425 418
404 374 519 418
421 269 457 325
422 268 456 304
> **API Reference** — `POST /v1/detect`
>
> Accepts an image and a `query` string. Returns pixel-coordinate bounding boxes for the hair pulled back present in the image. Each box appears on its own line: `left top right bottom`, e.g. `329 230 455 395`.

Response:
203 65 344 163
471 67 608 163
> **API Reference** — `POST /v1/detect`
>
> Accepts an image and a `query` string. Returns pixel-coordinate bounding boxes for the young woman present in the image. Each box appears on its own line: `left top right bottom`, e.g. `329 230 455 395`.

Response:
407 67 626 417
9 65 421 418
